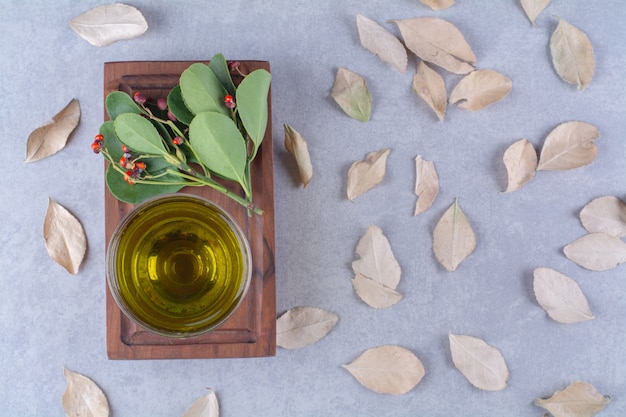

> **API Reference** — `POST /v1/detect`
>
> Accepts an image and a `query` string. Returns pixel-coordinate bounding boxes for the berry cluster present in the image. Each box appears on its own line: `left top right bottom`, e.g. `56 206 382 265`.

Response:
118 145 146 184
90 134 104 153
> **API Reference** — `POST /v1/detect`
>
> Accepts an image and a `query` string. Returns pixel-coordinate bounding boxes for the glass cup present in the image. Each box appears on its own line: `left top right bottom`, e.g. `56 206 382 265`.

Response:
106 193 252 338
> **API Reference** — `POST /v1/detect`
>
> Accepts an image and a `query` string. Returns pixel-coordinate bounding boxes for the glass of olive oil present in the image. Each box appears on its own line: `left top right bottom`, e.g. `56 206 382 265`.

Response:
106 194 251 338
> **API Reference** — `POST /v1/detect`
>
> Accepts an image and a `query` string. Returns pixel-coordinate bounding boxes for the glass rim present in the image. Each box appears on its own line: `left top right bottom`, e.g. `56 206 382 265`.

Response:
106 193 252 338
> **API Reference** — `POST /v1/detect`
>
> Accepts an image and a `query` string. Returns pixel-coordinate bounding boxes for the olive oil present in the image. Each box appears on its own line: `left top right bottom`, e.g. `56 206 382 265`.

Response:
108 195 251 336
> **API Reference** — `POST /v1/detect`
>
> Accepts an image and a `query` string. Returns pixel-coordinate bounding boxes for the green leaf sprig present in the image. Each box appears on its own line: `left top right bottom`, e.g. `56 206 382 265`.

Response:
92 54 271 215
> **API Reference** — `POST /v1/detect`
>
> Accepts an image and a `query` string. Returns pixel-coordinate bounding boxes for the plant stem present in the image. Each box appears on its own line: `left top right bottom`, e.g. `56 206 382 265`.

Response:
168 169 262 215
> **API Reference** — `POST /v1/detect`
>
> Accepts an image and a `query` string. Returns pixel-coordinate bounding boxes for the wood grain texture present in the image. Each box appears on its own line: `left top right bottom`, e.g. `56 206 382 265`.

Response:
104 61 276 359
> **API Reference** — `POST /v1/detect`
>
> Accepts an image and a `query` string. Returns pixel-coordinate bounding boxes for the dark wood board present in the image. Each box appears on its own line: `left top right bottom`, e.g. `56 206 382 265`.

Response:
103 61 276 359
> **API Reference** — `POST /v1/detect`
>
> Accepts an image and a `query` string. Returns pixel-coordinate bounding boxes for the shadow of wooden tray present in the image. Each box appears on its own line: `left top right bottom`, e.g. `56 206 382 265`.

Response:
103 61 276 359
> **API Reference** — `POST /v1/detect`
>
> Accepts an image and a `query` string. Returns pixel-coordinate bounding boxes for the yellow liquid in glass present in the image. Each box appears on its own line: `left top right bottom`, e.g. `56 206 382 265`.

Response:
113 196 248 335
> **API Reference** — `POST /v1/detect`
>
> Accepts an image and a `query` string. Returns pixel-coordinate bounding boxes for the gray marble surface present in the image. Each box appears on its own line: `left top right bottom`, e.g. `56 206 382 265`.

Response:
1 1 625 416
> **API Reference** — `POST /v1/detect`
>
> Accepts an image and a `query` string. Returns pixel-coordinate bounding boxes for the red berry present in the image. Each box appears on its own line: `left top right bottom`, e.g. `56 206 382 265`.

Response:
133 91 146 105
94 134 104 142
157 97 167 111
91 141 102 153
224 95 236 109
121 145 130 153
124 170 135 184
172 136 184 146
134 161 146 170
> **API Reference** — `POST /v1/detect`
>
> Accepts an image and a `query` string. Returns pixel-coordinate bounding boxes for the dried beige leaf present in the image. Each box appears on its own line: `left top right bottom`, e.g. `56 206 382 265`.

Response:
413 61 447 121
351 275 403 309
391 17 475 74
347 148 390 201
537 121 600 171
44 198 87 275
356 14 407 73
182 390 219 417
550 18 595 90
520 0 552 25
331 68 372 122
414 155 439 215
433 199 476 272
343 345 425 395
420 0 455 11
284 124 313 187
535 381 611 417
25 99 80 163
353 225 401 289
533 267 594 324
564 233 626 272
502 138 537 192
62 368 109 417
276 307 338 349
351 225 402 309
580 196 626 238
448 334 509 391
70 3 148 47
449 69 512 111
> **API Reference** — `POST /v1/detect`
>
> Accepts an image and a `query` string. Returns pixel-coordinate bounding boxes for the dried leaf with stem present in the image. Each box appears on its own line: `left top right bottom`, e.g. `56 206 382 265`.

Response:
276 307 338 349
550 18 595 90
70 3 148 47
580 196 626 238
346 148 390 201
25 99 80 163
343 345 425 395
433 198 476 272
284 124 313 187
391 17 475 74
44 198 87 275
537 121 600 171
564 233 626 271
356 14 407 73
449 69 512 111
535 381 611 417
62 368 109 417
412 61 447 121
533 267 594 324
331 68 372 122
448 334 509 391
520 0 552 26
420 0 455 11
414 155 439 215
351 225 402 309
502 138 537 192
182 390 219 417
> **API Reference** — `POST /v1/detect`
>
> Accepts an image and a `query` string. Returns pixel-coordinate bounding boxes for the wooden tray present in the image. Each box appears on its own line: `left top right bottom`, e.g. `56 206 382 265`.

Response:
104 61 276 359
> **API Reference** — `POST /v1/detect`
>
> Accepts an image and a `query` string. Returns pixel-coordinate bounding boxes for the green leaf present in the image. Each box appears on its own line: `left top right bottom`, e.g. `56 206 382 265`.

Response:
100 120 123 160
105 164 183 204
236 69 271 158
114 113 168 155
209 53 236 96
189 111 247 186
179 63 229 116
105 91 145 120
166 85 194 125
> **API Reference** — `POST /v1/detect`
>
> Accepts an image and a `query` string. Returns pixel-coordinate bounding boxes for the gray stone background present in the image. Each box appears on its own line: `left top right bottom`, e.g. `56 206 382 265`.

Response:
1 1 624 416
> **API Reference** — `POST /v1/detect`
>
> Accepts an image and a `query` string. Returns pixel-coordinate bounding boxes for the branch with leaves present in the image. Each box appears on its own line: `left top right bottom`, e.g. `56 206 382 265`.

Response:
92 53 271 215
